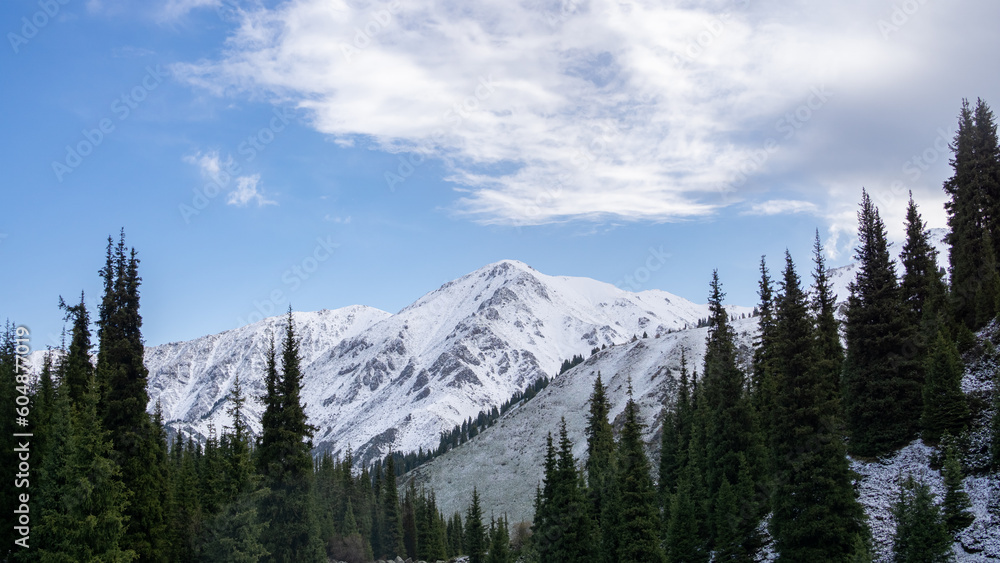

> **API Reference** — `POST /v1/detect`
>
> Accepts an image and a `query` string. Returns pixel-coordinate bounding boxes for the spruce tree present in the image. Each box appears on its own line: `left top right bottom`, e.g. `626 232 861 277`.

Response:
487 515 512 563
974 99 1000 270
59 292 94 406
700 271 764 556
380 455 405 558
33 368 135 563
465 488 488 563
95 233 169 562
941 442 974 534
770 252 869 562
812 231 844 402
900 194 948 337
891 475 952 563
753 256 778 431
584 373 616 562
921 331 969 443
843 191 922 456
615 385 666 563
256 309 325 563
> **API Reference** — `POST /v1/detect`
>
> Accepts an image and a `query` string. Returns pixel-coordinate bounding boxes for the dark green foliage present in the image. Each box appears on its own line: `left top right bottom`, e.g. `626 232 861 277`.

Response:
33 368 135 562
921 332 970 443
901 195 948 337
843 191 923 456
256 310 325 563
769 252 870 562
95 233 169 562
534 419 595 563
487 515 513 563
941 442 974 534
753 256 778 432
465 488 488 563
380 455 405 558
945 98 1000 330
891 475 952 563
615 387 666 563
699 271 765 557
59 292 94 406
584 372 616 561
666 466 709 563
200 489 270 563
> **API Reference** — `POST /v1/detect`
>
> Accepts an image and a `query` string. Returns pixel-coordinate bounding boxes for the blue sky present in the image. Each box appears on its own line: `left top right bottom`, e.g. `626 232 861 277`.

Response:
2 0 998 348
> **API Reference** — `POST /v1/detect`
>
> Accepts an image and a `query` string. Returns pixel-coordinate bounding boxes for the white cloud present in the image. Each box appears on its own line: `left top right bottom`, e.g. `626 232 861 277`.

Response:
323 214 351 223
185 150 277 208
173 0 1000 226
745 199 818 216
226 174 276 207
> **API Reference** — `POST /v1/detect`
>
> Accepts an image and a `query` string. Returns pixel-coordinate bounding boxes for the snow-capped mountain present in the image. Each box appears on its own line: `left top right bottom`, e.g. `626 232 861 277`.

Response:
146 259 751 466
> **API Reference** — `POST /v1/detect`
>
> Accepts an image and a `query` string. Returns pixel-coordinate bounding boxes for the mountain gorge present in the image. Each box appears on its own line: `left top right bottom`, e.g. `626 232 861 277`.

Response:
144 259 750 466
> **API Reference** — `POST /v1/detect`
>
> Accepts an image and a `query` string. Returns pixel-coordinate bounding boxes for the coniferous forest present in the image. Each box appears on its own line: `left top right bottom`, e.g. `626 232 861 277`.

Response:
3 98 1000 562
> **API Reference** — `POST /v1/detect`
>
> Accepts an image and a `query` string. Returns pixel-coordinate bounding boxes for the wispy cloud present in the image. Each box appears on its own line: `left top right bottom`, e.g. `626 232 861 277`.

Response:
173 0 1000 228
185 150 277 208
744 199 818 216
226 174 276 207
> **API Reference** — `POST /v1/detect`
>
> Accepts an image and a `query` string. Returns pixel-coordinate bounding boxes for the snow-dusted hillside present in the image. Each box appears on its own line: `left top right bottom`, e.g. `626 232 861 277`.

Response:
828 227 949 305
147 259 751 466
402 316 760 526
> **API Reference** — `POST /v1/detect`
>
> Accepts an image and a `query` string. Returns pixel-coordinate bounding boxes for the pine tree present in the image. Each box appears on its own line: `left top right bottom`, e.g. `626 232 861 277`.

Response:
487 515 512 563
380 455 405 558
946 99 984 329
256 309 325 563
700 271 765 556
59 292 94 406
940 442 974 534
900 194 948 337
465 488 488 563
95 233 169 562
615 385 666 563
891 475 952 563
402 482 418 558
974 99 1000 270
843 191 923 456
584 373 616 562
666 466 710 563
753 256 778 432
921 331 970 443
812 231 844 402
770 252 869 562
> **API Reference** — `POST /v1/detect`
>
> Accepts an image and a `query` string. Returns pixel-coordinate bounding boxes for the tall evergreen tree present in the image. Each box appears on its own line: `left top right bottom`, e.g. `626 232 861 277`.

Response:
584 373 616 563
35 380 136 562
465 488 488 563
700 271 764 556
380 454 405 558
921 332 970 443
487 515 512 563
95 233 168 562
945 98 1000 329
941 441 974 534
59 292 94 406
901 194 948 336
891 475 952 563
256 309 325 563
843 191 922 456
753 256 778 430
615 385 666 563
770 252 870 562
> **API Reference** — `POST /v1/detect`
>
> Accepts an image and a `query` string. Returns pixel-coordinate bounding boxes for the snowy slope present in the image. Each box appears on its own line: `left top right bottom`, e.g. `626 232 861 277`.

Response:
147 260 752 466
401 316 760 526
